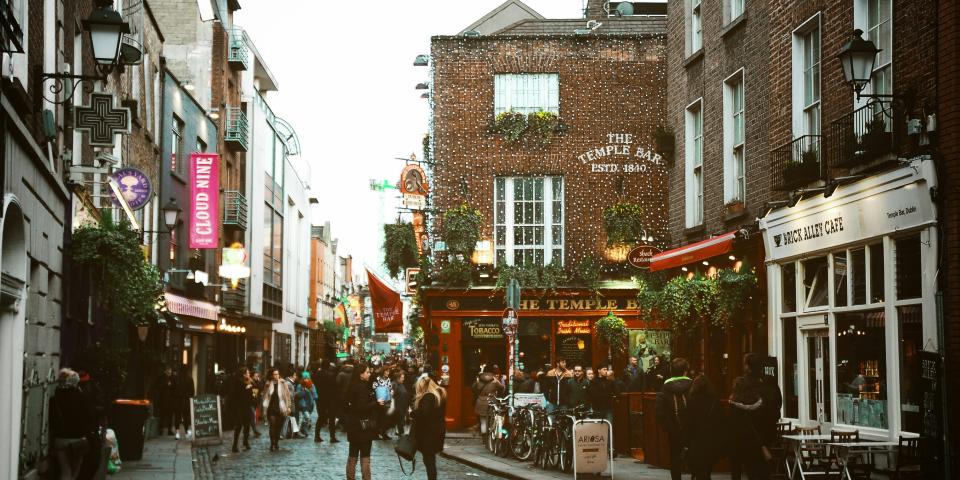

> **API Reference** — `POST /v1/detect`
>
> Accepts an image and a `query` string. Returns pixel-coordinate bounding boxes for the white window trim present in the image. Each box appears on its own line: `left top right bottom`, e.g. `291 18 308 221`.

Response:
725 0 745 24
723 68 746 203
791 13 822 140
686 0 703 56
494 73 560 115
684 98 704 228
853 0 893 111
494 176 563 267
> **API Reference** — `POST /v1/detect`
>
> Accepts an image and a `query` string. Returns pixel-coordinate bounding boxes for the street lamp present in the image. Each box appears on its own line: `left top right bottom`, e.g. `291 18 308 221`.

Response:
160 197 181 232
837 29 886 100
82 3 130 69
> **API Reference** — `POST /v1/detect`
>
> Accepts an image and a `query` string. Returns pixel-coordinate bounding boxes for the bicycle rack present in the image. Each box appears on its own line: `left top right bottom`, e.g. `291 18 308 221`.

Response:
572 418 614 479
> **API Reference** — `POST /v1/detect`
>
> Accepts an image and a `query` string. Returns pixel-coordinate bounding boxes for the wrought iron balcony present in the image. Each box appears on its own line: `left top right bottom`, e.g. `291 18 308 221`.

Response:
222 190 248 231
227 28 249 70
770 135 824 191
224 106 249 151
222 279 247 312
827 103 896 169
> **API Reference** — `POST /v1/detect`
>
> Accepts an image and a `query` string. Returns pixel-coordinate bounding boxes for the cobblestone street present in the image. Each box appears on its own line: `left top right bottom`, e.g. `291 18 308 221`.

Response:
204 426 499 480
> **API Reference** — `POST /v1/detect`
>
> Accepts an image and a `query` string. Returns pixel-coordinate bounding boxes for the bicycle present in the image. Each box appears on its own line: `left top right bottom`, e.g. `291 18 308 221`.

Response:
509 403 537 461
553 404 593 472
484 395 512 457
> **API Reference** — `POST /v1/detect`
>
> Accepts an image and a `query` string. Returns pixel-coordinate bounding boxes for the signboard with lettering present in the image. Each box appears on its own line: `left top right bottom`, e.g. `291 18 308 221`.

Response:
189 394 222 445
628 329 671 372
429 295 641 312
514 393 546 408
110 167 152 210
557 320 591 335
188 153 219 249
574 421 610 474
761 170 935 262
576 133 665 175
557 334 591 367
627 245 661 269
463 318 503 340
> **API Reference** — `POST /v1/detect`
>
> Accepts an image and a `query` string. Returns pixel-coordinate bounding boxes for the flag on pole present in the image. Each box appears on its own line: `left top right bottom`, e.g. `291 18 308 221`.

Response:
367 269 403 333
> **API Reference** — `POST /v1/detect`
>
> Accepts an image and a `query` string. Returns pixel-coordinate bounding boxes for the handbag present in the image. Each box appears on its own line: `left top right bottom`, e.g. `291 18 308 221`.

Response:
395 424 417 476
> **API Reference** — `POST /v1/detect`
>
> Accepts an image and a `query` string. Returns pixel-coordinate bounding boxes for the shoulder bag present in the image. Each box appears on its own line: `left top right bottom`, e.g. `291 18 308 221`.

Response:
395 423 417 475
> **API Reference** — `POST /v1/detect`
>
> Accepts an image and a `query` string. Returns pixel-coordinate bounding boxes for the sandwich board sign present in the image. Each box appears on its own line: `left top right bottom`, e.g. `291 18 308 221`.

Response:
190 394 223 446
574 419 612 478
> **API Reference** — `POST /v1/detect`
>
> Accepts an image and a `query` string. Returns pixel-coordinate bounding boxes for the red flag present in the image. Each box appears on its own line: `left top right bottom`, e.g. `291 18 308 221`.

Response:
367 269 403 333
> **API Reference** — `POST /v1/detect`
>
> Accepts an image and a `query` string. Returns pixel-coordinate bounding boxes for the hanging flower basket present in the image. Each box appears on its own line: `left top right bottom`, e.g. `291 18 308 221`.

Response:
596 312 628 355
383 222 419 278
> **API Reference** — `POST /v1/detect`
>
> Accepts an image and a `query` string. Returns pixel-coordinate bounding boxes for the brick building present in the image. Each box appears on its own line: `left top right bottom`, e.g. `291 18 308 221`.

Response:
423 0 669 430
666 0 946 463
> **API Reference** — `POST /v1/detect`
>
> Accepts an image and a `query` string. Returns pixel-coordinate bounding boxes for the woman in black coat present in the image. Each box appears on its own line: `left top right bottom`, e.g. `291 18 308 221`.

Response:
682 375 728 480
412 370 447 480
344 363 377 480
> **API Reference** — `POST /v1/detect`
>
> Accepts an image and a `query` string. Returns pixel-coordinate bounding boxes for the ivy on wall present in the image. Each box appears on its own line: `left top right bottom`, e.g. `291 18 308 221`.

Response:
635 268 758 334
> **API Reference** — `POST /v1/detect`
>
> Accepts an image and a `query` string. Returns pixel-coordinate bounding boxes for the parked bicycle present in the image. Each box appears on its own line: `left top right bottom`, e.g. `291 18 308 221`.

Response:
552 404 593 472
508 403 538 461
484 395 512 458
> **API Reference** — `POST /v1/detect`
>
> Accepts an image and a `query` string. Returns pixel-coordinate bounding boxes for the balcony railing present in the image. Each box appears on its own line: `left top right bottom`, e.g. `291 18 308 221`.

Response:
771 134 824 191
222 279 247 312
227 28 249 70
224 106 249 151
827 103 897 169
222 190 248 231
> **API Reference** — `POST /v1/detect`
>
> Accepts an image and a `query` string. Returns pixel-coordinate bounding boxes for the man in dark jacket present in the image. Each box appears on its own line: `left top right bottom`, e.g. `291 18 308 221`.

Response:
315 362 340 442
228 367 256 452
622 356 645 392
563 365 590 408
336 362 354 432
655 357 693 480
588 365 617 424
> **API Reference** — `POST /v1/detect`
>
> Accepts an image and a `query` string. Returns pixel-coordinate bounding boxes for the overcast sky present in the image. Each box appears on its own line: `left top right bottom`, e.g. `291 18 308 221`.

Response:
234 0 585 277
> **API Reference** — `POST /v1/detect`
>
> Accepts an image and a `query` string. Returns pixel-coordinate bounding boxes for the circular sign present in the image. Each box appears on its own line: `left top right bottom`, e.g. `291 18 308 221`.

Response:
400 164 429 196
446 299 460 310
440 320 451 334
628 245 662 269
111 167 153 210
441 364 450 373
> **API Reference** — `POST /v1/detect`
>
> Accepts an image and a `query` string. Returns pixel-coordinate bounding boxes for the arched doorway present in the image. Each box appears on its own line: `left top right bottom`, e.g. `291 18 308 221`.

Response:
0 195 28 479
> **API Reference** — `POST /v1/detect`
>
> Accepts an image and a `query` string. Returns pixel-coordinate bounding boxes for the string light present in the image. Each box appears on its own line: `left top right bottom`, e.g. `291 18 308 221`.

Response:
426 34 670 271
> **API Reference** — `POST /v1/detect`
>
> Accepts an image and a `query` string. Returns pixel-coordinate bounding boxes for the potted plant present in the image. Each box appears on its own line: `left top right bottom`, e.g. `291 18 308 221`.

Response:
862 117 891 157
783 148 820 185
725 199 745 216
524 111 562 148
596 312 629 361
441 204 483 257
383 222 419 278
490 111 528 143
602 202 645 246
652 125 675 163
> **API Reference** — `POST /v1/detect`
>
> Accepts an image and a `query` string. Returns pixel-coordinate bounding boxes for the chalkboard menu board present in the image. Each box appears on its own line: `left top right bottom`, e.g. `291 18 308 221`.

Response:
557 334 591 367
190 394 222 445
918 351 943 479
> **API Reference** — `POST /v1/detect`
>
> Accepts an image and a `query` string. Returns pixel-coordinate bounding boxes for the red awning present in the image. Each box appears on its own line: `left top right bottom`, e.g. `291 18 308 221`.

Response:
649 231 738 272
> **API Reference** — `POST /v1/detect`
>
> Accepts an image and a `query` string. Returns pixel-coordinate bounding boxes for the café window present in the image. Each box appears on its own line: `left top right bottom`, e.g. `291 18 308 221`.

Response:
802 256 828 309
782 316 799 418
898 304 923 433
833 251 848 307
781 262 797 313
835 310 887 429
494 176 564 267
895 234 922 299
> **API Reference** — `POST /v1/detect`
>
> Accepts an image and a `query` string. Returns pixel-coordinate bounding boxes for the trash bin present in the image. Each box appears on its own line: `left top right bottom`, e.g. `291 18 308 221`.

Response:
111 399 151 461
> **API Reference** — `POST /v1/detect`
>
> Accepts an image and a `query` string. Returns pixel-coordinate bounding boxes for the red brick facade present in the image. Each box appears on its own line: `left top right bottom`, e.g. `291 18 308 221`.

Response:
430 34 670 266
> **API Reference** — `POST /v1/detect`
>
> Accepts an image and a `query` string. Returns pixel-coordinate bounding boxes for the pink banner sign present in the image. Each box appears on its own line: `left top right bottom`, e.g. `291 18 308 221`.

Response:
189 153 219 249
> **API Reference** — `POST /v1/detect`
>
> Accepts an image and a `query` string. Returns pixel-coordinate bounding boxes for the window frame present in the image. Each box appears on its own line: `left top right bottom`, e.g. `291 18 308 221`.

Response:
171 116 184 175
791 14 822 140
493 73 560 116
685 98 704 228
723 69 746 203
493 176 564 267
687 0 703 55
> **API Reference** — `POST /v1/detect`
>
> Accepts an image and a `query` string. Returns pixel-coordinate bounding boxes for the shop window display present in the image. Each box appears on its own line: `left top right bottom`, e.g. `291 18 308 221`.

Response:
835 310 887 429
895 235 922 300
898 305 923 433
802 256 829 308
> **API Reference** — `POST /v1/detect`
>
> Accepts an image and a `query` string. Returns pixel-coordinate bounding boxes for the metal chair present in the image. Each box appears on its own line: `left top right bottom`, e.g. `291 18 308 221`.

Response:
829 429 870 480
893 436 922 480
793 425 837 479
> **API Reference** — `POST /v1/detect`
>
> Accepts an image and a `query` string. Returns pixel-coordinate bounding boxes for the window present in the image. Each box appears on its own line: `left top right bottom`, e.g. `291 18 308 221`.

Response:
835 310 888 429
783 316 799 418
834 251 848 307
851 247 866 304
493 176 563 266
494 74 559 115
169 227 178 263
802 256 828 309
687 0 703 55
723 71 745 202
171 117 184 174
898 304 923 433
196 138 207 153
793 17 821 140
895 235 922 299
727 0 744 22
782 262 797 313
868 243 884 303
263 208 283 287
685 100 704 227
865 0 892 109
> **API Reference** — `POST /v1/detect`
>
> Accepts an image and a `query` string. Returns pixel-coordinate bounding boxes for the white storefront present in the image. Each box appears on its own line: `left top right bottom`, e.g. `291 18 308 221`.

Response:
760 159 938 439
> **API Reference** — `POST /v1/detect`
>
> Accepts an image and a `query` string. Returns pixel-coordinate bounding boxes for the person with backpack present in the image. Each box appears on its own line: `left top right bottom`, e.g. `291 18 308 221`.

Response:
655 357 693 480
295 375 317 437
729 353 782 480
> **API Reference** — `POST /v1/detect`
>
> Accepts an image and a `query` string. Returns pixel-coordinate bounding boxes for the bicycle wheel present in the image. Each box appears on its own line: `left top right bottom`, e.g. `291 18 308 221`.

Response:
559 428 573 472
510 426 533 461
546 427 562 469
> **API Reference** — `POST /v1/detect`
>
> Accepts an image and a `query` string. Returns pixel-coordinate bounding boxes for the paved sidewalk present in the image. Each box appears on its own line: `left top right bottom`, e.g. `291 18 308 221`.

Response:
441 437 732 480
111 435 208 479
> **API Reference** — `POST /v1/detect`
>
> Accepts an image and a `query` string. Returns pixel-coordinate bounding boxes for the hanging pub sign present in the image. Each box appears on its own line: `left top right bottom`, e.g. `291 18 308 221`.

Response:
189 153 219 249
74 93 131 147
576 133 665 174
400 164 429 210
627 244 661 269
110 167 152 210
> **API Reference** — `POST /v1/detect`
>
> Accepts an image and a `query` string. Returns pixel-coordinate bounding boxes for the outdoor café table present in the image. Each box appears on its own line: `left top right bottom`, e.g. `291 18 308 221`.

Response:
782 434 834 479
828 441 899 480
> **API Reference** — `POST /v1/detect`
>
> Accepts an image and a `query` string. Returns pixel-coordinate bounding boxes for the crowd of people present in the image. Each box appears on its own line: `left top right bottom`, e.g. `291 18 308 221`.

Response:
220 355 447 480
